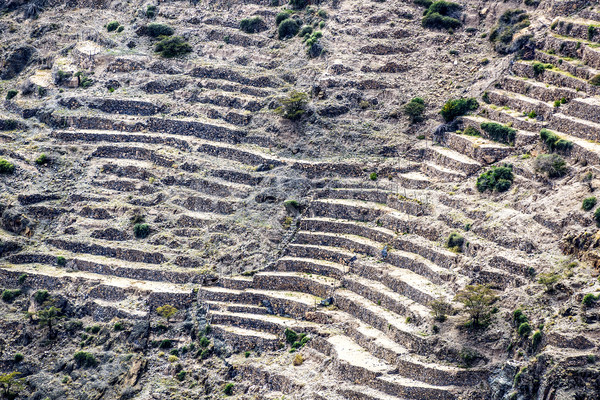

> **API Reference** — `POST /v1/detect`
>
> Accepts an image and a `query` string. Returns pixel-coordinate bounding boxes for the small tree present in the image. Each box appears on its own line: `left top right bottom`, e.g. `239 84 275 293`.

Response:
0 371 25 400
429 297 453 322
275 91 308 120
538 272 560 293
404 97 426 123
156 305 178 322
38 306 61 338
454 284 496 328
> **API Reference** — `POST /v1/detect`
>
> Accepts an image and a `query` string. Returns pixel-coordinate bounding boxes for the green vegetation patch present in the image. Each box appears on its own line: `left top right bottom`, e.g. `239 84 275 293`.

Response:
476 164 514 193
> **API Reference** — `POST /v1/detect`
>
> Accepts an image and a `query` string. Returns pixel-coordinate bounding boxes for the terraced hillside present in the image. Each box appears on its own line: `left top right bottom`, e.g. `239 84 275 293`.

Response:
1 0 600 398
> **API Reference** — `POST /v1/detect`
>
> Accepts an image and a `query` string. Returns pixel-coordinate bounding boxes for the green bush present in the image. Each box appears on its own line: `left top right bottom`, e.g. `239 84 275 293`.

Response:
73 351 97 368
223 382 234 396
534 153 567 178
275 10 292 25
583 293 599 306
199 336 210 347
240 17 264 33
114 321 124 331
285 328 298 344
595 208 600 225
117 26 124 33
2 289 21 303
35 153 49 165
289 0 308 9
462 126 480 136
275 91 308 120
532 62 552 76
106 21 119 32
583 197 597 211
17 274 27 285
146 23 174 37
476 165 514 193
531 330 542 347
159 339 173 349
0 159 15 174
75 71 93 88
414 0 433 8
176 370 186 381
6 90 17 100
13 353 23 363
155 36 192 58
34 290 49 304
513 308 528 325
422 1 462 30
146 5 157 18
369 172 378 181
134 223 150 238
446 232 465 251
540 129 572 152
404 97 426 123
440 98 479 122
518 322 531 337
57 256 66 266
278 18 300 39
480 122 516 145
488 10 530 54
299 25 313 37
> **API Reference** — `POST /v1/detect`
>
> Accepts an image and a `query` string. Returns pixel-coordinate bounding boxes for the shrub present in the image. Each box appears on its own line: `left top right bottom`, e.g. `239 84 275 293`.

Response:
74 71 93 88
540 129 572 152
176 370 186 381
427 0 461 16
488 10 530 54
134 223 150 238
278 18 300 39
517 322 531 337
531 330 542 347
146 5 157 18
223 382 234 396
459 347 480 367
17 274 27 285
532 62 552 76
0 159 15 174
289 0 308 9
275 91 308 120
299 25 313 37
480 122 516 144
158 339 173 349
57 256 66 266
589 25 597 41
513 308 528 325
117 26 124 32
73 351 97 368
369 172 378 181
2 289 21 303
34 290 49 304
156 304 178 321
404 97 426 123
285 328 298 344
462 126 480 136
106 21 119 32
538 272 560 292
275 10 292 25
446 232 465 252
146 23 174 37
582 293 599 307
35 153 49 165
430 298 453 322
240 17 264 33
414 0 433 8
13 353 23 363
583 197 597 211
589 74 600 86
454 284 496 328
476 165 514 192
293 353 304 366
114 321 124 331
6 90 17 100
422 12 461 30
155 36 192 58
199 336 210 347
440 98 479 122
534 153 567 178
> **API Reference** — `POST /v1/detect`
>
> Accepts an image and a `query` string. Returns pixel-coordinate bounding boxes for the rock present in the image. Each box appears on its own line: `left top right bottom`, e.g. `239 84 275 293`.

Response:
0 46 36 80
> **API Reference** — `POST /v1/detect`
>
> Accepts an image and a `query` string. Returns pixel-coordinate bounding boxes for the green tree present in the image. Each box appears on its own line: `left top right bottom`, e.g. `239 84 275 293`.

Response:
0 371 25 400
275 91 308 120
38 306 61 338
454 284 496 328
156 305 178 322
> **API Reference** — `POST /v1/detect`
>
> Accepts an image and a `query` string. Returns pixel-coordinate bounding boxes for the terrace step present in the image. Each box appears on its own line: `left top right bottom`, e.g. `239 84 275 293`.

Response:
208 310 320 335
270 256 347 279
313 188 390 204
210 324 279 351
461 115 538 148
534 49 600 81
550 112 600 142
397 171 430 189
500 75 582 103
551 17 600 43
205 301 269 315
425 146 481 176
444 130 512 165
486 89 554 118
421 162 467 181
309 198 393 222
512 61 600 95
562 96 600 124
538 129 600 165
338 385 405 400
252 271 340 299
481 105 544 138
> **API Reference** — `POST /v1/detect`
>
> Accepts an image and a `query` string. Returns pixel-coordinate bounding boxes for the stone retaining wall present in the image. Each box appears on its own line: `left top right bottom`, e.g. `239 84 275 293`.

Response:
48 239 166 264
